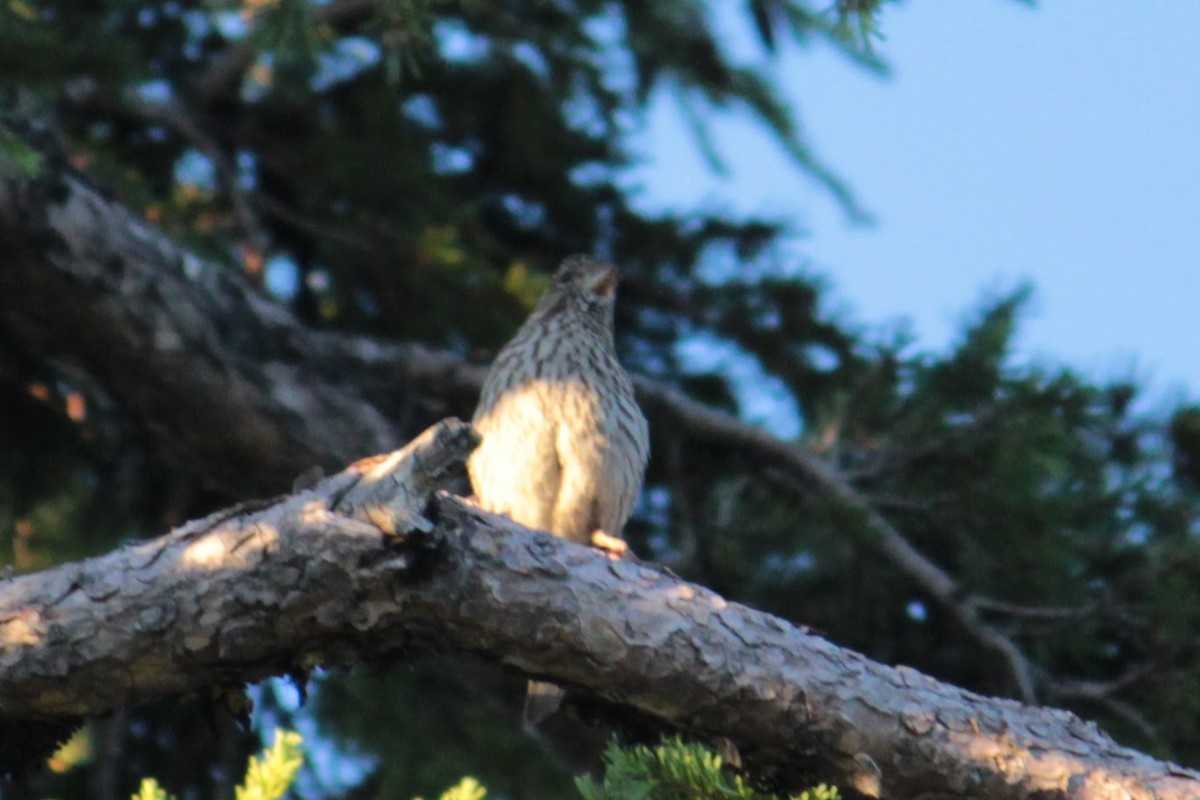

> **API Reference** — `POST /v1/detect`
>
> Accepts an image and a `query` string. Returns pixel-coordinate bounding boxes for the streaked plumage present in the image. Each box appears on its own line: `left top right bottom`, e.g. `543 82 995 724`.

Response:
467 254 650 725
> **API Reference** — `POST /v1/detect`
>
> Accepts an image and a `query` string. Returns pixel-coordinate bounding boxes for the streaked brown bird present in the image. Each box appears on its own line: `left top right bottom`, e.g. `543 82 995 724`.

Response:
468 254 650 727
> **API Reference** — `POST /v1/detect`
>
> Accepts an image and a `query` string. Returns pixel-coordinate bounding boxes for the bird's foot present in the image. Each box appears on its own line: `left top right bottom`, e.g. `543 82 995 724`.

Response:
590 530 629 559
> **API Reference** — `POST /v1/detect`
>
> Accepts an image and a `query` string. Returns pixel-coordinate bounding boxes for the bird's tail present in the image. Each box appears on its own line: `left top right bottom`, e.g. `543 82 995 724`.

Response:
522 680 565 729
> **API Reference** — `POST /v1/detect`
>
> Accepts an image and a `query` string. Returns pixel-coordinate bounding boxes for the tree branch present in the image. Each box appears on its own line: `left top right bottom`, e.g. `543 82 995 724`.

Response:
2 419 1197 799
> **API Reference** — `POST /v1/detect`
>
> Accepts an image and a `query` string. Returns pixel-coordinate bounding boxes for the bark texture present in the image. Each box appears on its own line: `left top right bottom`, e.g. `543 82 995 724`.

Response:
2 419 1199 800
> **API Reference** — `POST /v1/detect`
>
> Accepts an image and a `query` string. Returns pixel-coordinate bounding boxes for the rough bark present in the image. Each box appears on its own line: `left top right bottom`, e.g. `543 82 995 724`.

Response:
0 420 473 719
1 418 1197 800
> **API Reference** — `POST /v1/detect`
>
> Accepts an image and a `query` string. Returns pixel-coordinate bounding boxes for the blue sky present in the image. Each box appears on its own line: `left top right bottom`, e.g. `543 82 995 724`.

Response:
631 1 1200 409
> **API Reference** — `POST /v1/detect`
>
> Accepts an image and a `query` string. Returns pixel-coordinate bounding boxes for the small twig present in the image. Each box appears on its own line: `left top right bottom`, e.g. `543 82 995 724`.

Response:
1050 666 1156 699
863 492 934 514
257 194 375 253
971 597 1095 620
1049 669 1165 751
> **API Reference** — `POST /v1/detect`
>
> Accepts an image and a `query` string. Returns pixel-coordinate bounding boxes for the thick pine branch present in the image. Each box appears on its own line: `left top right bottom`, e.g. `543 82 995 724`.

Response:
0 421 476 721
1 419 1196 800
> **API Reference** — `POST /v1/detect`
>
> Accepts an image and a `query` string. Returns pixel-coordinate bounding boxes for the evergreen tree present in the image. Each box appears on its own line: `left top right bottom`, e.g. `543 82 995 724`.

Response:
1 1 1197 798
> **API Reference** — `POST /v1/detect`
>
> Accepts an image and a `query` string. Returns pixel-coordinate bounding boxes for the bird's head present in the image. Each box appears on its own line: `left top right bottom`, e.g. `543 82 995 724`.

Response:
531 254 620 328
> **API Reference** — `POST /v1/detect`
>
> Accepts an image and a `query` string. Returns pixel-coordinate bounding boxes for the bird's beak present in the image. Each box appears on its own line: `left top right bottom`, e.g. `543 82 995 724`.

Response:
585 263 619 298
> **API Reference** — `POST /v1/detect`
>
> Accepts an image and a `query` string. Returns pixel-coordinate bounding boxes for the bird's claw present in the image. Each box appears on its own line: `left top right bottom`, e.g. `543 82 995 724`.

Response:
590 530 629 559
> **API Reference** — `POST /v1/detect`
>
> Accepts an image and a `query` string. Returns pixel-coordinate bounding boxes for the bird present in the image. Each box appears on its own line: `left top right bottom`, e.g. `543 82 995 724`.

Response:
467 254 650 727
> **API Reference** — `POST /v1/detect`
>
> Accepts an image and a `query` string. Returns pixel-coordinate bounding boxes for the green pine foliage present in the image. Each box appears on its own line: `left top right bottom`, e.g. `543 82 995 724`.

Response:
131 729 303 800
234 730 305 800
577 739 838 800
131 778 171 800
429 776 487 800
